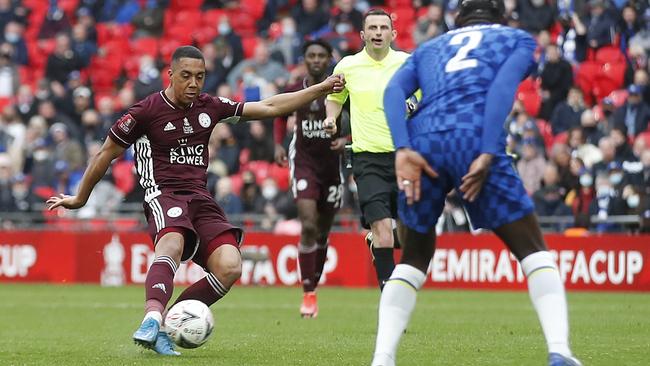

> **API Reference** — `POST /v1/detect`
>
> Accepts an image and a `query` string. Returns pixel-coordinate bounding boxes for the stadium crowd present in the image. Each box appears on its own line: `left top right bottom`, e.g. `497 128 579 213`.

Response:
0 0 648 233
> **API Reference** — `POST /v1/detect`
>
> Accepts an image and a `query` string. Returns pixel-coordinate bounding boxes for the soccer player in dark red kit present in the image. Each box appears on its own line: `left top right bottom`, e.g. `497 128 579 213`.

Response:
274 39 347 318
47 46 345 356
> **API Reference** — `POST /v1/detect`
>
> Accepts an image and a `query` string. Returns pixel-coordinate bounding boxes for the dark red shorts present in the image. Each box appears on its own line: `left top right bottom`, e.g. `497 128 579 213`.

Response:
144 190 242 265
290 158 343 212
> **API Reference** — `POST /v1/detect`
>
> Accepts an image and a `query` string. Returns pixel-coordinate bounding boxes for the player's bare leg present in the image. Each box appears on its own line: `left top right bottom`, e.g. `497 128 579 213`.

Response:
372 223 435 366
493 214 581 365
297 199 321 318
369 217 396 290
133 230 183 354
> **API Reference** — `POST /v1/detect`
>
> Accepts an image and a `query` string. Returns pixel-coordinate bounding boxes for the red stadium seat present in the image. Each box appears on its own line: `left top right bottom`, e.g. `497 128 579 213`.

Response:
192 26 218 47
165 23 194 45
242 37 260 59
606 89 629 107
202 9 228 28
241 0 267 20
595 46 625 64
169 0 203 11
536 119 554 150
575 61 600 105
130 37 159 58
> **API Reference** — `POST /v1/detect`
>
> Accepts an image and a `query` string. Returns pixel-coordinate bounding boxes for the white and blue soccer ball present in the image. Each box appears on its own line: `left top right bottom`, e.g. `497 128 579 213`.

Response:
164 300 214 349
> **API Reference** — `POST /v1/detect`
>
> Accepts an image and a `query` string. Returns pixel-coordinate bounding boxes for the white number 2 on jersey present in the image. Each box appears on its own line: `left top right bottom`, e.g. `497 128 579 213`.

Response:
445 31 483 73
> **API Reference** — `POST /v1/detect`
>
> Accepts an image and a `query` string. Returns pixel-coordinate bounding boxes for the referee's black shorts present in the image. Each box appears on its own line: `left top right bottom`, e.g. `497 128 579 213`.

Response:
352 151 398 229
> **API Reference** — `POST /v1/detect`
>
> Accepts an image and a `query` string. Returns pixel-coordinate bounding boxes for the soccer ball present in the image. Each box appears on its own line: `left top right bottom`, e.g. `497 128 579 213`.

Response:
164 300 214 349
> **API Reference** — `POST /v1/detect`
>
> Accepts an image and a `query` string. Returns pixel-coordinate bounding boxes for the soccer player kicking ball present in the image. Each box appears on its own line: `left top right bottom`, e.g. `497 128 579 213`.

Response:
274 39 347 318
372 1 582 365
46 46 345 356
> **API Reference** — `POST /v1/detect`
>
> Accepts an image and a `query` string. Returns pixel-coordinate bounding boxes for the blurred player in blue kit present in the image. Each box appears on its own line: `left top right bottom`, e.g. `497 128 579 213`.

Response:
371 1 582 365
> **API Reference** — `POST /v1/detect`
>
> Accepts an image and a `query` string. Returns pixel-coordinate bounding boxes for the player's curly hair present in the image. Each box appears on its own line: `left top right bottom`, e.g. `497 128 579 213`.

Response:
302 39 333 56
455 0 506 27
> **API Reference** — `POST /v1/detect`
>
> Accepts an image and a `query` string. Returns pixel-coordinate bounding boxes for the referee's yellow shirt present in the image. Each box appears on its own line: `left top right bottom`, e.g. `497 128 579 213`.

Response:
328 47 411 153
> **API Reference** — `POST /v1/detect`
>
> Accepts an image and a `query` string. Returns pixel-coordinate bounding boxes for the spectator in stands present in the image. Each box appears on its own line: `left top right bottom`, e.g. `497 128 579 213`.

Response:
607 160 629 193
38 3 71 39
550 87 585 135
37 100 79 139
270 17 302 66
45 33 82 86
50 122 84 173
586 0 615 49
116 87 135 115
630 148 650 194
213 123 240 175
567 168 595 227
247 120 275 162
22 120 54 190
557 12 588 64
214 16 244 70
227 41 290 93
580 109 605 145
517 140 547 195
15 85 37 123
550 142 576 190
1 21 27 65
240 170 265 214
80 110 105 146
592 136 617 176
0 43 18 98
259 176 296 230
517 0 555 34
292 0 330 37
215 176 243 216
413 3 447 46
331 0 363 35
567 126 603 168
0 0 26 31
1 105 25 171
629 8 650 56
0 152 17 212
612 84 650 138
77 140 123 219
539 43 574 120
590 171 627 232
61 86 94 127
609 126 636 162
97 96 120 132
202 0 239 10
631 134 646 160
633 69 650 106
12 173 41 215
201 43 222 94
71 23 97 68
621 184 646 232
133 55 163 101
75 7 97 43
533 163 572 224
131 0 165 38
619 5 641 56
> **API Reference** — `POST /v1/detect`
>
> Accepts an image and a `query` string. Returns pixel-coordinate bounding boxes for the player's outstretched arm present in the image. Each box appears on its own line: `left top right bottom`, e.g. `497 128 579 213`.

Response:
46 137 126 210
241 74 345 120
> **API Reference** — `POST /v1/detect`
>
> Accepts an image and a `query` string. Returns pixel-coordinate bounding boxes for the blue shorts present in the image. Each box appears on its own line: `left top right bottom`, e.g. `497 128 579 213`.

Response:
398 129 534 233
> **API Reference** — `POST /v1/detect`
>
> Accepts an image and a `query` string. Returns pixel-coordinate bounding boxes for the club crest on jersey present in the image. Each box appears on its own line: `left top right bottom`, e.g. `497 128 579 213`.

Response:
183 117 194 134
164 122 176 131
198 113 211 128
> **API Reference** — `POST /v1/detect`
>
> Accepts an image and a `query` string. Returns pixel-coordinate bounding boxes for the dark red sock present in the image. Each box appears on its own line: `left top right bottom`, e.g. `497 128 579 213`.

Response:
299 246 317 292
314 244 328 286
172 273 228 308
145 255 177 314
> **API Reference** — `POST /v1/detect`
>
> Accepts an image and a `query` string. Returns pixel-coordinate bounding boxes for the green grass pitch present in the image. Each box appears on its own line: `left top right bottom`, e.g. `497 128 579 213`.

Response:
0 284 648 365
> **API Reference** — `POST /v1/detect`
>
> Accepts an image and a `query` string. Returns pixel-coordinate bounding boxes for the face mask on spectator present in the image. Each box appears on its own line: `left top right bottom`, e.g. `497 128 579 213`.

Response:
218 23 231 35
596 186 612 198
609 172 623 185
262 186 278 200
627 194 640 208
4 32 19 43
579 174 593 187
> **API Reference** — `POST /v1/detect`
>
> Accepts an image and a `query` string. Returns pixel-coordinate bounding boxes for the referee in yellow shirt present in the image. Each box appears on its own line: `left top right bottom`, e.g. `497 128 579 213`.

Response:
324 9 412 290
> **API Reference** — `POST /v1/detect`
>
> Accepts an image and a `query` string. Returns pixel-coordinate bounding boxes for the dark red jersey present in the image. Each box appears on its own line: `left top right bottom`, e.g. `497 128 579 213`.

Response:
109 91 243 202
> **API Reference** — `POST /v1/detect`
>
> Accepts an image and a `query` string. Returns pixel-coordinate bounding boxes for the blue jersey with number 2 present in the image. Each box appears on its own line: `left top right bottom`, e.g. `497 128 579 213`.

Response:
384 24 538 232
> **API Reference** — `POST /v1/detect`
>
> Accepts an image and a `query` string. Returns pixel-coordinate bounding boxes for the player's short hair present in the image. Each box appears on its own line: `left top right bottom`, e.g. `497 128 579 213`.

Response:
302 39 333 56
171 46 204 64
455 0 506 27
362 8 393 30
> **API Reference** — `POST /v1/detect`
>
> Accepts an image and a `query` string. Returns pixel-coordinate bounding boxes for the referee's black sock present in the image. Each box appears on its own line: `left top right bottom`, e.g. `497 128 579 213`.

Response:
371 247 395 291
392 228 401 249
